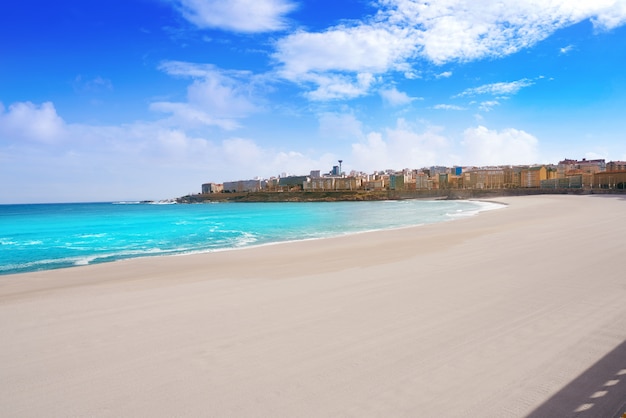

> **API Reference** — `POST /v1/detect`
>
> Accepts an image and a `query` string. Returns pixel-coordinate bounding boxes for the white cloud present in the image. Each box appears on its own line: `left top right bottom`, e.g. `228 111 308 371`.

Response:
273 24 417 100
275 25 416 77
150 102 241 130
462 125 539 165
456 79 535 97
319 113 364 140
382 0 626 63
0 100 337 203
151 61 259 129
403 69 421 79
479 100 501 112
436 71 453 78
271 151 337 177
380 87 415 106
349 120 543 171
591 1 626 30
351 119 451 170
0 101 66 144
174 0 296 33
271 0 626 100
0 105 225 202
584 151 607 160
352 132 391 169
433 104 465 111
304 72 376 101
221 137 264 166
559 44 575 54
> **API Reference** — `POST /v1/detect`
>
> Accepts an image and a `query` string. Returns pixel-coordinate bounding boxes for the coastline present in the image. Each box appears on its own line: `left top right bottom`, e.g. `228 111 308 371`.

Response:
0 199 499 277
1 195 625 416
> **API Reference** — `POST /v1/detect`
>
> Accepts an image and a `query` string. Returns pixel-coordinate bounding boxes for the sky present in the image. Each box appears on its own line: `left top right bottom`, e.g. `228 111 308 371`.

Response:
1 0 626 203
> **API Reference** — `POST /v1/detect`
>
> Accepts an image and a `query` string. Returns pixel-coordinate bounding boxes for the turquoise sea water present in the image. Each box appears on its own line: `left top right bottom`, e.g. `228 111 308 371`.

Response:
0 200 502 275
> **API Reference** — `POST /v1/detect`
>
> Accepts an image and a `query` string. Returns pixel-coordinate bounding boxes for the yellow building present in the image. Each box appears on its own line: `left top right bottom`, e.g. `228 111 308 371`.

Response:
520 166 547 188
558 158 605 177
594 171 626 189
467 167 505 189
503 167 521 188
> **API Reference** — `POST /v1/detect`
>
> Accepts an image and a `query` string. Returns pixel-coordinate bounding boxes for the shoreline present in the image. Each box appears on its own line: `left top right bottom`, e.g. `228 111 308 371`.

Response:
0 199 502 277
0 199 504 296
1 195 625 417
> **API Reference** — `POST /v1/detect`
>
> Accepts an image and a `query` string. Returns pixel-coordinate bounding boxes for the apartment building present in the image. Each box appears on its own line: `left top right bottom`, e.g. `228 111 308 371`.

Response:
541 175 583 189
594 171 626 189
363 178 386 190
520 166 547 188
466 167 505 189
558 158 606 177
223 179 266 193
303 176 362 191
304 177 336 191
202 156 626 195
278 176 309 191
606 161 626 172
201 182 223 194
414 172 431 189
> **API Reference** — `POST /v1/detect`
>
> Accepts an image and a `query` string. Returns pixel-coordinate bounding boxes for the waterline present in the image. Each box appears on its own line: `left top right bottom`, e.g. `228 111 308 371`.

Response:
0 200 503 275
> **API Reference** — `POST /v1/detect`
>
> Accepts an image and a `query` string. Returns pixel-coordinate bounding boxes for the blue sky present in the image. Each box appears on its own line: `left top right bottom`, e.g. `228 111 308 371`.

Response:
1 0 626 203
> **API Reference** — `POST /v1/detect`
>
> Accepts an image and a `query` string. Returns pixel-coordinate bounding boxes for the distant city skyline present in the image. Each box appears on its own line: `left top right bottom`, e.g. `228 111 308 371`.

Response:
2 1 626 203
203 156 624 194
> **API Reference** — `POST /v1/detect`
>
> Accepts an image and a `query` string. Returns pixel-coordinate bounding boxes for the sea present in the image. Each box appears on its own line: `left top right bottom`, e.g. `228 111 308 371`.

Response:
0 200 503 275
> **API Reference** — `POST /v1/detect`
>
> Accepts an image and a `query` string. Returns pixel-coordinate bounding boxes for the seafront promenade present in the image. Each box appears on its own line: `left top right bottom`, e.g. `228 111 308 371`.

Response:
1 195 625 417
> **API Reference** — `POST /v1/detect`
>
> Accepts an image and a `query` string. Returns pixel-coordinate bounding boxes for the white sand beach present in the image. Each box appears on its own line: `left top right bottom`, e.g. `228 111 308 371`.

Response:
1 195 625 417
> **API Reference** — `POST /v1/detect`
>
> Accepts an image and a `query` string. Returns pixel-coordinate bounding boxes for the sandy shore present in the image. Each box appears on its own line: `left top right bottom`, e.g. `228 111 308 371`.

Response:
1 195 625 417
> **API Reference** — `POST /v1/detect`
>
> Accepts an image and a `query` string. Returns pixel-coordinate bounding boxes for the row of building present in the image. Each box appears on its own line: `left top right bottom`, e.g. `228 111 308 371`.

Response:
202 158 626 194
